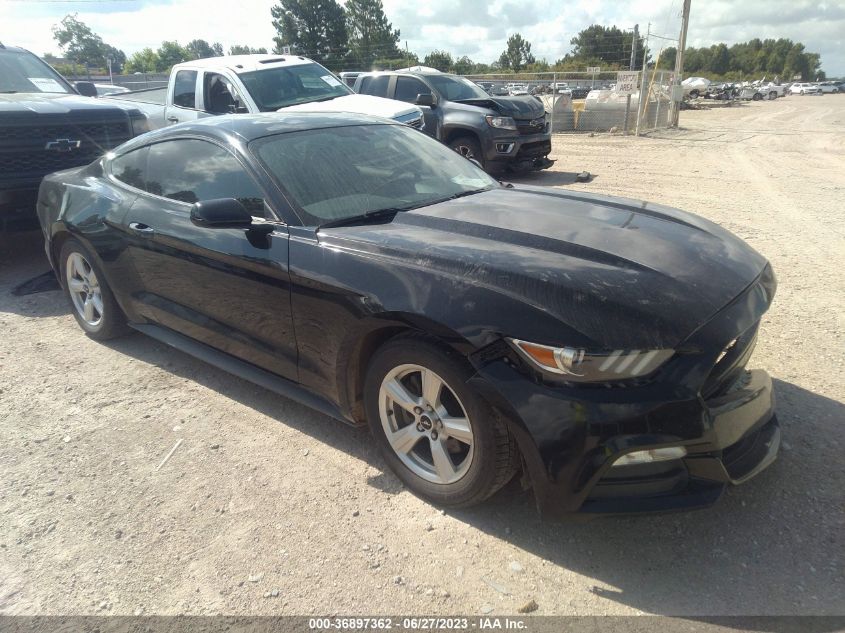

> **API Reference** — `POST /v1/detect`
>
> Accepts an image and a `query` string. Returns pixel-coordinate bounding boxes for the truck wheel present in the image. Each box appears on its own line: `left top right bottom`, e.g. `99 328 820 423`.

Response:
449 136 484 167
60 238 129 340
752 92 763 101
364 335 517 508
689 89 700 99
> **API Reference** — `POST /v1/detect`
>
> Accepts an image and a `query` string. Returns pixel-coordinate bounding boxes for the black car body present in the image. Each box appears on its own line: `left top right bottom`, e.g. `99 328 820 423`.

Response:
37 113 779 518
0 45 146 230
353 70 553 173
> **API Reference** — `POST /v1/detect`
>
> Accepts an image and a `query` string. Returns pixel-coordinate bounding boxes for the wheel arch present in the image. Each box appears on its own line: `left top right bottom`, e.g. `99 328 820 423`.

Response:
442 126 482 148
338 313 478 424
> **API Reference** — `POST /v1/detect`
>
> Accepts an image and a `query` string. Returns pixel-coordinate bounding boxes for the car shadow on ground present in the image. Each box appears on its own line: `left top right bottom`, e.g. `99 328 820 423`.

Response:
504 170 595 187
3 230 843 618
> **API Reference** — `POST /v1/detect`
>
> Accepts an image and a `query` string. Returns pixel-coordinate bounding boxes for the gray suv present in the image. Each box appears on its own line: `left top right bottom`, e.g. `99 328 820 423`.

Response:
354 70 553 173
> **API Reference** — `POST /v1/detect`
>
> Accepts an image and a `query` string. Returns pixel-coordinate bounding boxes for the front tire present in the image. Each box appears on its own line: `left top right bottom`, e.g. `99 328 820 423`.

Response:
60 238 129 340
364 335 517 508
448 136 484 168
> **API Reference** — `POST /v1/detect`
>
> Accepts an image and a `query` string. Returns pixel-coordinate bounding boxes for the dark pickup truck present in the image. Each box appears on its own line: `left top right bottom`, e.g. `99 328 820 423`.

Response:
0 44 147 230
353 70 553 173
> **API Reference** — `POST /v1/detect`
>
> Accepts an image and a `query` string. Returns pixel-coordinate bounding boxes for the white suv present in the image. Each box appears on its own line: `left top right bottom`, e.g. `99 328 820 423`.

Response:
789 83 822 95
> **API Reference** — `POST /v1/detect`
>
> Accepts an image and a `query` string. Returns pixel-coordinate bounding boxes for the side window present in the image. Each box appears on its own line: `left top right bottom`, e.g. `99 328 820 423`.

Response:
394 77 430 103
359 75 390 98
203 72 243 114
110 147 148 190
173 70 198 108
144 139 265 214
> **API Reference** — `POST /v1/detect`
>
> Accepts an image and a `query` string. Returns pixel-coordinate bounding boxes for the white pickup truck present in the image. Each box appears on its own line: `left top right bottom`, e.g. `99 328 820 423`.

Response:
106 54 424 131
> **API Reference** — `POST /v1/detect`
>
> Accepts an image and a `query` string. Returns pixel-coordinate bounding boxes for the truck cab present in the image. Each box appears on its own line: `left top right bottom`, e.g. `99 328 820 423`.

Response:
109 55 424 131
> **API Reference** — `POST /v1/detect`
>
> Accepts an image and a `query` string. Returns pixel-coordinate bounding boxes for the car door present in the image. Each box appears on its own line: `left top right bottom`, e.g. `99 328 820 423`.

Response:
119 137 298 380
392 76 439 137
164 69 204 125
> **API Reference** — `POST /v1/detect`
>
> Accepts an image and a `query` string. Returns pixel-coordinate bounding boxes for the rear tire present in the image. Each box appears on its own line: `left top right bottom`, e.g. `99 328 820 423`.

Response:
60 238 129 340
364 335 517 508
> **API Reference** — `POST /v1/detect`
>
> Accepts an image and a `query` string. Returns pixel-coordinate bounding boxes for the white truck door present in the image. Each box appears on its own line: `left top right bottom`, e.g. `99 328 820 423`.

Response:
164 69 203 125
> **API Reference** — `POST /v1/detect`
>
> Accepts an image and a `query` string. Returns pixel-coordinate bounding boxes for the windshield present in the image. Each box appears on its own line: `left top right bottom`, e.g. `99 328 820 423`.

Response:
252 123 497 225
0 50 72 94
239 62 352 111
427 75 489 101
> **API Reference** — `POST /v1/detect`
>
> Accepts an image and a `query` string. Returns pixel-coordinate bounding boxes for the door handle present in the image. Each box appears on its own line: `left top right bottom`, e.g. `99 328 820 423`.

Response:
128 222 155 237
166 116 179 123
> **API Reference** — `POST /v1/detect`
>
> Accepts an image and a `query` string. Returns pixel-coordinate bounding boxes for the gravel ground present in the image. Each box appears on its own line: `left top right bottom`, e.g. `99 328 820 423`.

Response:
1 97 843 618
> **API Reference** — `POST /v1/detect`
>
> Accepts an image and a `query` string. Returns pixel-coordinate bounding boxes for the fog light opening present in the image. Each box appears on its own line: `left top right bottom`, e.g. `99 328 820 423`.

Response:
496 142 515 154
612 446 687 467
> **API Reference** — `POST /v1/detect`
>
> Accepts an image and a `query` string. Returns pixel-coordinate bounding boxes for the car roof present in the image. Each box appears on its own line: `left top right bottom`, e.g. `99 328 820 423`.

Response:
174 54 315 74
114 112 397 152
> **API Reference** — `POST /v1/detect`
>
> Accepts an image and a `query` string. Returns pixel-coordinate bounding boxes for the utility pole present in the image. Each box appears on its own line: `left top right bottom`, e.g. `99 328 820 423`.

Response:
635 23 650 136
623 24 638 134
405 41 410 70
670 0 692 127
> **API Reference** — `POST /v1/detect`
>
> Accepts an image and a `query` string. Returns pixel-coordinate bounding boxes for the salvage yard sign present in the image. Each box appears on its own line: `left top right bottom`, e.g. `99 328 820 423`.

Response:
615 71 639 94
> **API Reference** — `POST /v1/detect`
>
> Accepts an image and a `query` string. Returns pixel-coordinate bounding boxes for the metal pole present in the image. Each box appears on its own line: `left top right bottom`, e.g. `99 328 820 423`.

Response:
623 24 638 134
635 23 651 136
405 41 410 70
670 0 692 127
550 72 556 134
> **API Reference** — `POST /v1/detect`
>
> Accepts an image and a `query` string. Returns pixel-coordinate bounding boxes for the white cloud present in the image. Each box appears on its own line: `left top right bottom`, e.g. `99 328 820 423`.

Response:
3 0 843 75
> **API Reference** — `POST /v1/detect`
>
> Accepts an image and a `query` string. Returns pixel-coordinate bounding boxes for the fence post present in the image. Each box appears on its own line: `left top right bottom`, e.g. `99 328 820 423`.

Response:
550 72 556 134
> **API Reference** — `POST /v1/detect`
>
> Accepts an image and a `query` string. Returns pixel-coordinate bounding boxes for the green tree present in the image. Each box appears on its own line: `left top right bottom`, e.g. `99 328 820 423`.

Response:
52 14 125 71
346 0 401 68
156 41 188 71
709 43 730 74
185 39 223 60
229 44 269 55
423 50 452 72
497 33 535 71
124 48 160 73
568 24 648 69
271 0 348 69
452 55 475 75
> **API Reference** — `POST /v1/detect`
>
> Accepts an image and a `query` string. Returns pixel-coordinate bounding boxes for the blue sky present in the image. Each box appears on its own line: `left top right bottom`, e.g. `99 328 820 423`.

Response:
1 0 842 75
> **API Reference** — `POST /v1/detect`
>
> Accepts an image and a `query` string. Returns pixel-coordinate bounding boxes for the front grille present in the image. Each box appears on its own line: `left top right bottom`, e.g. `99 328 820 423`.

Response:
702 322 759 399
0 119 131 186
516 116 546 135
407 117 423 129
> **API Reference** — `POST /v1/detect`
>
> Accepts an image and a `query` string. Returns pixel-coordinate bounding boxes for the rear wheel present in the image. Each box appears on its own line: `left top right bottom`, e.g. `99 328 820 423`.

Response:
752 92 763 101
364 335 517 507
60 239 129 340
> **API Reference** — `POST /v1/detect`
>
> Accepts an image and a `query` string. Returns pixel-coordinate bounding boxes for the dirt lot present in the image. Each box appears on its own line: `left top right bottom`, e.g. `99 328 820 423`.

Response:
1 97 843 618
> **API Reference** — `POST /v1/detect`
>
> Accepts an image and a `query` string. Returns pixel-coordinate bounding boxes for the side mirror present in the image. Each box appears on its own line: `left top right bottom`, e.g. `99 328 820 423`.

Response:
190 198 253 227
75 81 98 97
415 93 436 108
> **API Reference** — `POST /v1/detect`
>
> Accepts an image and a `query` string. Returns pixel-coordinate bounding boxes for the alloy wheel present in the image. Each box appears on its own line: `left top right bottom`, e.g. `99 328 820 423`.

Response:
378 363 474 484
66 252 104 327
454 145 476 160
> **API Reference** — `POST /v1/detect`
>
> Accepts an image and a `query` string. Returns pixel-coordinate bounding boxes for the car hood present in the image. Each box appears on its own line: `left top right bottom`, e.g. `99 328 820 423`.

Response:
0 91 130 115
320 186 770 349
452 95 544 119
280 94 421 121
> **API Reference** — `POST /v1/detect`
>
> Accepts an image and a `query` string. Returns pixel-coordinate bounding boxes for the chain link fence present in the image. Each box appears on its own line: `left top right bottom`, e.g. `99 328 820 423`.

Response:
460 70 676 135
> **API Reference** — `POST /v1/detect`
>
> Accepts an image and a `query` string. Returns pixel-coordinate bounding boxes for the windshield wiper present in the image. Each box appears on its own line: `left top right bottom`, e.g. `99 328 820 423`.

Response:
318 207 407 229
0 91 19 94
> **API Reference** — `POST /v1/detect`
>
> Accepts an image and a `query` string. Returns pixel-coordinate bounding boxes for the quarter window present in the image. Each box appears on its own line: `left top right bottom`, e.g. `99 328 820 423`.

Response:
173 70 198 108
144 139 265 214
111 147 148 190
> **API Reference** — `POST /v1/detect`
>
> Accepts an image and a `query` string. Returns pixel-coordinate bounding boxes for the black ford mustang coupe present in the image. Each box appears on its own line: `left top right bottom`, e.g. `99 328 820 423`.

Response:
37 113 780 518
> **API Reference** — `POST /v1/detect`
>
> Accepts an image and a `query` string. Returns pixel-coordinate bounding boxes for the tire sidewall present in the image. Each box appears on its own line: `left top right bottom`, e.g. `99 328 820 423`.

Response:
59 238 121 338
364 338 501 506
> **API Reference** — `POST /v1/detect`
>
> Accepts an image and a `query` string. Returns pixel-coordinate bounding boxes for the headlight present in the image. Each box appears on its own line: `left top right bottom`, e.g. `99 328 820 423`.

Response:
508 338 674 382
486 115 517 130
